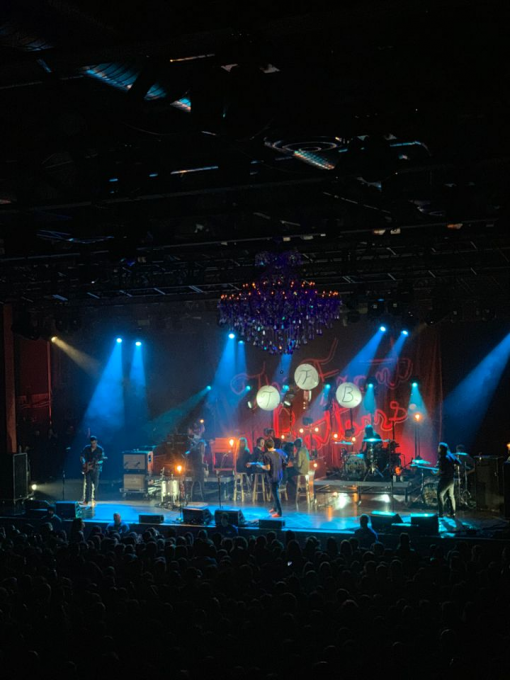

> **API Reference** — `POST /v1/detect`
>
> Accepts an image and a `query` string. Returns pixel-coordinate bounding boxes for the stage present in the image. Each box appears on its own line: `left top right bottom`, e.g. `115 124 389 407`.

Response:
7 477 508 544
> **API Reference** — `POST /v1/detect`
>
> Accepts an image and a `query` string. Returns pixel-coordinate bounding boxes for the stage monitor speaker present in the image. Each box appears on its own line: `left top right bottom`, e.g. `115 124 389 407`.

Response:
370 512 403 533
214 508 246 527
258 518 285 530
25 499 51 510
55 501 81 519
182 507 213 525
475 456 503 512
139 514 164 524
0 453 28 501
410 513 439 535
25 508 51 520
503 461 510 519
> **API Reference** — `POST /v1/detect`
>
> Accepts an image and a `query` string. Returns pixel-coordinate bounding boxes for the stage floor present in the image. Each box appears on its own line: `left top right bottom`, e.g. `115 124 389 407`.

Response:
23 478 508 539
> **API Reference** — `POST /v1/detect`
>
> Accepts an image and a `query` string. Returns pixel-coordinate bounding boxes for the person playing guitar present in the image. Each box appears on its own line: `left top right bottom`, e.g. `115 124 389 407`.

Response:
80 435 105 506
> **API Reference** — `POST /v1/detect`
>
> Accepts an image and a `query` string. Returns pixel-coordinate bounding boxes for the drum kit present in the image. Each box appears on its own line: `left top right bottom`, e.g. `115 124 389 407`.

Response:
336 438 402 481
407 453 474 509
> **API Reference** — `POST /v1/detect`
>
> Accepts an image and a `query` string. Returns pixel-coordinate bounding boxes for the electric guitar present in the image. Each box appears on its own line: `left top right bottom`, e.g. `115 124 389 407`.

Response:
82 457 107 474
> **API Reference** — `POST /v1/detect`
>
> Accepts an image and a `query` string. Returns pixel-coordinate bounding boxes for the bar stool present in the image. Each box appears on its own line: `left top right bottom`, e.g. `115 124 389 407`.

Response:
295 472 314 507
233 472 251 502
252 473 267 503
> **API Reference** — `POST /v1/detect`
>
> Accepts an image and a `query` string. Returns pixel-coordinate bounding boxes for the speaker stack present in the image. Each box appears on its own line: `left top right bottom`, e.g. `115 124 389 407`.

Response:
474 456 503 513
0 453 28 502
122 450 153 495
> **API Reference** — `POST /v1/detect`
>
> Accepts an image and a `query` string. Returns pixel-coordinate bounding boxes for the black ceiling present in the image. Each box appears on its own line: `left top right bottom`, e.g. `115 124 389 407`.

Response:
0 0 509 324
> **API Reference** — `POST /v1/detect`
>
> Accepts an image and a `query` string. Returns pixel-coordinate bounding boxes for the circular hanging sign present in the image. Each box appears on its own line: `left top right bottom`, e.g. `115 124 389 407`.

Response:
294 363 320 390
336 382 362 408
256 385 281 411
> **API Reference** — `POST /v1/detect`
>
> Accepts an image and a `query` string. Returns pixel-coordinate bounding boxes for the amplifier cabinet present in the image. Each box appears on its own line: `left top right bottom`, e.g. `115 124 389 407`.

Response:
475 456 503 512
122 473 147 493
0 453 28 501
123 450 153 474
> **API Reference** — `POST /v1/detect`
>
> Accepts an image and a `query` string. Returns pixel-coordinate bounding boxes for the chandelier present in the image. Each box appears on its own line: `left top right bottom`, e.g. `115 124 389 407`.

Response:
218 252 342 354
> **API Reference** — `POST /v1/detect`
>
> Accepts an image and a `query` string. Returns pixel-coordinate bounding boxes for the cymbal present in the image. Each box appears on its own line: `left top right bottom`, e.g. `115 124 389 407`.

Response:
455 451 468 456
338 441 354 445
363 437 382 442
411 459 431 466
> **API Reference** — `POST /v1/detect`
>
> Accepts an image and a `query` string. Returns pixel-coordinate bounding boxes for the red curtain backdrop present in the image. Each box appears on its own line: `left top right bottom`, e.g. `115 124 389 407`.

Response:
212 325 442 468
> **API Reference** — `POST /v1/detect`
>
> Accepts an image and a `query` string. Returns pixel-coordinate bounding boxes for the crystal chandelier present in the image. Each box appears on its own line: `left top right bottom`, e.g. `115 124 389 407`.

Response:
218 252 342 354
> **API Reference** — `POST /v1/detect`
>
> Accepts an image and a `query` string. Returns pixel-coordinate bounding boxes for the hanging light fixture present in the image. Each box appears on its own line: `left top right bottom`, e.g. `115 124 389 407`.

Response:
218 251 341 354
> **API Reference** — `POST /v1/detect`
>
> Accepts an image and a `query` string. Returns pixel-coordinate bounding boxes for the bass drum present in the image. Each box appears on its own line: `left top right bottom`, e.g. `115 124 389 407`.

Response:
422 481 438 508
344 454 367 480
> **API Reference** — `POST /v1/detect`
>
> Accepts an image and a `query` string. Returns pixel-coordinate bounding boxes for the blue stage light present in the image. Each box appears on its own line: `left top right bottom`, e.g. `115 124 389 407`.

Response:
246 385 252 391
116 337 123 343
207 385 212 391
135 341 142 347
379 325 387 332
402 330 409 336
282 384 290 392
238 339 244 344
325 384 331 390
412 381 418 387
228 332 236 339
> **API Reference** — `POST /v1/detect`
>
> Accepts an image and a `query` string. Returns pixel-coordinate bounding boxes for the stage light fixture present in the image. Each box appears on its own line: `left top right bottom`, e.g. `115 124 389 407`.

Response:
228 332 236 339
325 383 331 390
116 337 123 343
299 428 304 434
238 339 244 344
207 385 212 390
199 419 204 424
176 465 183 474
229 438 235 447
247 400 254 409
379 325 387 332
245 385 252 391
31 484 37 491
281 434 286 439
282 384 290 392
333 433 338 439
135 341 142 347
51 336 58 343
414 412 422 422
410 376 420 387
367 377 377 387
314 427 319 432
402 330 409 336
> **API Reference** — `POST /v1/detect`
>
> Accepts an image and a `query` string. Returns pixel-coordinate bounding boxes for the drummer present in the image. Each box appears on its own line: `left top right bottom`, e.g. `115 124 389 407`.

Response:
361 424 382 453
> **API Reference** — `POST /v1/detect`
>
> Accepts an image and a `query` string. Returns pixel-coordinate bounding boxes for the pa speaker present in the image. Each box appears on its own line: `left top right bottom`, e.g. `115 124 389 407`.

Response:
182 507 213 525
25 499 51 510
214 509 246 527
410 513 439 535
0 453 28 501
139 514 164 524
258 518 285 530
475 456 503 511
370 512 403 533
55 501 81 519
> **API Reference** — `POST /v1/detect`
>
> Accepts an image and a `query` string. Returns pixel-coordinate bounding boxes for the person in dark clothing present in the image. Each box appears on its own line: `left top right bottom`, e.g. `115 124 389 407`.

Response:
186 440 207 500
354 514 378 548
264 428 282 449
248 438 286 517
106 512 130 536
39 506 63 532
435 442 460 517
79 435 105 505
216 512 238 538
236 437 251 473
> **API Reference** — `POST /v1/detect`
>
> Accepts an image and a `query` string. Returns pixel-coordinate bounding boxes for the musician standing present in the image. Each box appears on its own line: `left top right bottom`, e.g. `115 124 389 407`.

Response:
436 442 460 518
80 435 104 506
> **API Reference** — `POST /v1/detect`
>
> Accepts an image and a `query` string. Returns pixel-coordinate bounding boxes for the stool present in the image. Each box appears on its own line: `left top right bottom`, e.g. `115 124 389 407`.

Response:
296 473 314 507
233 472 251 502
252 473 267 503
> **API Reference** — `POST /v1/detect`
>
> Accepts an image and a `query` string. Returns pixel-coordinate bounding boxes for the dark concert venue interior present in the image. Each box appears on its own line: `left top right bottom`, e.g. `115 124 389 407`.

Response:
1 1 510 678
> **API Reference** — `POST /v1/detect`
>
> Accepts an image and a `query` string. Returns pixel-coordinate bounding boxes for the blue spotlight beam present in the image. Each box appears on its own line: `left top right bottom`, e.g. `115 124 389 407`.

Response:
126 342 148 434
147 387 210 439
443 332 510 446
342 327 387 381
82 340 125 441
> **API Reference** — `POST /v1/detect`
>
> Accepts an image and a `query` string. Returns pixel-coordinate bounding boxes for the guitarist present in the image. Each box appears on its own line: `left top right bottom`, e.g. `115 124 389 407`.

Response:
80 435 104 506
